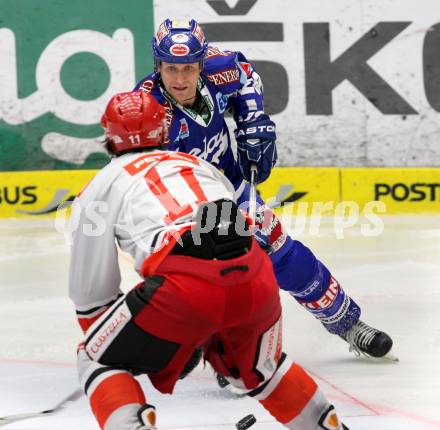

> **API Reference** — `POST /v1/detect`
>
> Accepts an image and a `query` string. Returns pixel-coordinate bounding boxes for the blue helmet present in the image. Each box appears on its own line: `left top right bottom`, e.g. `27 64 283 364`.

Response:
152 19 208 66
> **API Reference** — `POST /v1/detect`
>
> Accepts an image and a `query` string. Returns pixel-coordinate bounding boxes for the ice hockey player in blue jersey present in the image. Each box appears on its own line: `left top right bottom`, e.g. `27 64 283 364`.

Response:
134 18 394 360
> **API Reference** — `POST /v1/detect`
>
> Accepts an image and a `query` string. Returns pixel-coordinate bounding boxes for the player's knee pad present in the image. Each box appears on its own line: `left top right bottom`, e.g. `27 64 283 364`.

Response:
77 345 132 396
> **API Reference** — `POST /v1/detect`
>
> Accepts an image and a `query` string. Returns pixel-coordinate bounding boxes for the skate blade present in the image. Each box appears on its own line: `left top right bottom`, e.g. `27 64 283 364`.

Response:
381 350 399 362
367 349 399 363
355 348 399 362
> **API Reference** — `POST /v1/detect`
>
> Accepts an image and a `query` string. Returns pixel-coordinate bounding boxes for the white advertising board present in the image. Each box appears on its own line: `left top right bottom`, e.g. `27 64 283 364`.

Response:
155 0 440 166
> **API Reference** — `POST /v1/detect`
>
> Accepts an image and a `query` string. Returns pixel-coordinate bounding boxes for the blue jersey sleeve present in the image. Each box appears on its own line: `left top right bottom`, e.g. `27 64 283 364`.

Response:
228 51 265 124
203 47 266 125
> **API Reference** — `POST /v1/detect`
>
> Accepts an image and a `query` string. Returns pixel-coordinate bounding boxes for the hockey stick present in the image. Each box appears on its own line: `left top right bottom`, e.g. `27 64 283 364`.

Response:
248 163 258 223
0 388 83 427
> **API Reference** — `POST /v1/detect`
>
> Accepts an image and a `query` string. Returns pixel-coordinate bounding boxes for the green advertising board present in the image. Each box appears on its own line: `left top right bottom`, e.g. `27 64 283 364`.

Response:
0 0 154 171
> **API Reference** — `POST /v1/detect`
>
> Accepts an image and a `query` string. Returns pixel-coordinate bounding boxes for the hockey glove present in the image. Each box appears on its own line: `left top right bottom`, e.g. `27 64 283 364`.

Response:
235 114 277 184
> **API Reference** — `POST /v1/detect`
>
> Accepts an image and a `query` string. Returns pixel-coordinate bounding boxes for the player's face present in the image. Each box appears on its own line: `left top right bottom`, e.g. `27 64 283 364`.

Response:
160 62 201 106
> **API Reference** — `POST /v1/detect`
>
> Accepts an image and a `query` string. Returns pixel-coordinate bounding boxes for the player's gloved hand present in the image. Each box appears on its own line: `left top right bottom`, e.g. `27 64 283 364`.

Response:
234 114 277 184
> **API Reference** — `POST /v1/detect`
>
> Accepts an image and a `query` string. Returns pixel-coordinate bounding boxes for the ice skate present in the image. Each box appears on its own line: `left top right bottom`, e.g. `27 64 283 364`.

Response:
340 320 397 361
137 404 157 430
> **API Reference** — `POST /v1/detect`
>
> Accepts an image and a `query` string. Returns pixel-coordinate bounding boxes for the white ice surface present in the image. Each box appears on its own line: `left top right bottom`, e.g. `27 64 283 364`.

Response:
1 216 439 429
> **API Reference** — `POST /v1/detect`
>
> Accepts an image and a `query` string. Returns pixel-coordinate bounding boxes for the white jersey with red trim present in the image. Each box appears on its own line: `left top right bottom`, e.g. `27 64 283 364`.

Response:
68 150 235 324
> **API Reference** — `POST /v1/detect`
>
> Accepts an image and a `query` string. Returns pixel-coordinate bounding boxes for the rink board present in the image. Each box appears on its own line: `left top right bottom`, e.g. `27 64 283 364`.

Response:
341 168 440 214
0 168 439 217
0 170 97 218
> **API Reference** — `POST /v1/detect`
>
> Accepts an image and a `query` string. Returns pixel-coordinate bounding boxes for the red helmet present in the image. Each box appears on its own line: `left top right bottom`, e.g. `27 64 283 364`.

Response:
101 91 166 155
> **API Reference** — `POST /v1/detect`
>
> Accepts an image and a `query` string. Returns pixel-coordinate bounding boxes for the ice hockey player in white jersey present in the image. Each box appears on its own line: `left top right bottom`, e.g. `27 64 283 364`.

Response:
68 91 350 430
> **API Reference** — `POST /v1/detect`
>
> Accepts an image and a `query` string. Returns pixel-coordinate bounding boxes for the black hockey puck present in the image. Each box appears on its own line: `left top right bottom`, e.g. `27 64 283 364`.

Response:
236 414 256 429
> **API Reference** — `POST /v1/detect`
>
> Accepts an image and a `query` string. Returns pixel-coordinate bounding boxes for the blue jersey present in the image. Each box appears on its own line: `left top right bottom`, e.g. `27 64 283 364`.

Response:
135 47 362 337
134 46 265 191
